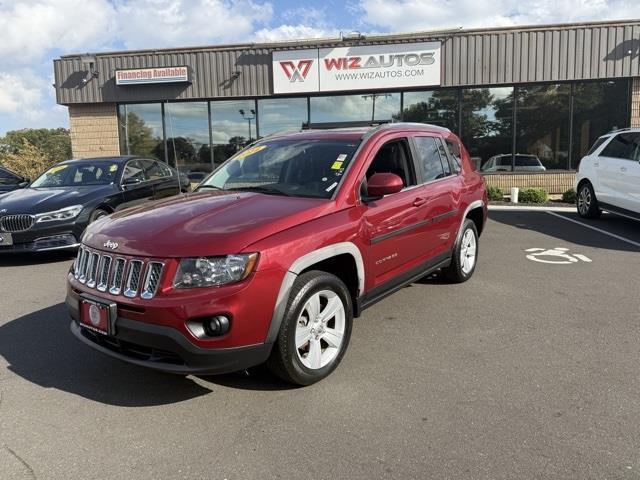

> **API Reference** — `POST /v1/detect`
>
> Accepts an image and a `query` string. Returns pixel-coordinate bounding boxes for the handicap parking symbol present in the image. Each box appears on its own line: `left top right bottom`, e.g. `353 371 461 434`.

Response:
525 247 592 264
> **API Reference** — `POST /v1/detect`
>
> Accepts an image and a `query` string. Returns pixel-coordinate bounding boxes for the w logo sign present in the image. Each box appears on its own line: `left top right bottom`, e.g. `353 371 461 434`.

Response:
279 60 314 82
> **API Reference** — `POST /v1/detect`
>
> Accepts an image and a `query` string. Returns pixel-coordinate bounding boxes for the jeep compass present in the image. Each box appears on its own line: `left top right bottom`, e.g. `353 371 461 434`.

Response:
66 123 487 385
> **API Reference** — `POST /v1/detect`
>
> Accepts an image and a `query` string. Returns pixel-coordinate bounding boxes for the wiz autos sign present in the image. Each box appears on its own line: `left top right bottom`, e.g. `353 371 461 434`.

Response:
115 66 189 85
273 42 441 94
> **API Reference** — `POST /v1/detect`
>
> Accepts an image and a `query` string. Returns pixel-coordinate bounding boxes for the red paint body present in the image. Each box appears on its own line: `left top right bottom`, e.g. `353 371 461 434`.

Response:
67 125 487 369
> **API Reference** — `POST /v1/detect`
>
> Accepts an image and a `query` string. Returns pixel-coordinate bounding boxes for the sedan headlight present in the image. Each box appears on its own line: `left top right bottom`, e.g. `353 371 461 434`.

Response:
173 253 259 288
35 205 83 223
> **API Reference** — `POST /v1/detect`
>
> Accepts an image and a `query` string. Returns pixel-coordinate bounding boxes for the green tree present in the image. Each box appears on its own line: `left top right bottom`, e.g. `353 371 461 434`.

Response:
0 128 72 178
122 112 160 157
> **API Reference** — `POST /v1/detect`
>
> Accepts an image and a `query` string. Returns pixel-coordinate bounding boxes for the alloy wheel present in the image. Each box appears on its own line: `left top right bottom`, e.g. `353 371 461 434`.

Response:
295 289 346 370
460 229 477 275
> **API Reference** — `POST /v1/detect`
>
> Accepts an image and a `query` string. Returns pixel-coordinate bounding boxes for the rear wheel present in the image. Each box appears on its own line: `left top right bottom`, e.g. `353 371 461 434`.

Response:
442 219 478 283
577 182 602 219
268 271 353 386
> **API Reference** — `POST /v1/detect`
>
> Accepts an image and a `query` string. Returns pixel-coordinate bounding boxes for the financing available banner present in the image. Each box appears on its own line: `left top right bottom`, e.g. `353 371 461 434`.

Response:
273 42 441 94
115 66 189 85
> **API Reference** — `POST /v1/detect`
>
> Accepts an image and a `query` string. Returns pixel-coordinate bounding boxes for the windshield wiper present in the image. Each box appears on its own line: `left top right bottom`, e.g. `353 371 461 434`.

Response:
232 186 290 196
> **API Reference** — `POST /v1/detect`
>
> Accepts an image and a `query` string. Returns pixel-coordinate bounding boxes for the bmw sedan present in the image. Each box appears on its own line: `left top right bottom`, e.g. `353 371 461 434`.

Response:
0 156 186 253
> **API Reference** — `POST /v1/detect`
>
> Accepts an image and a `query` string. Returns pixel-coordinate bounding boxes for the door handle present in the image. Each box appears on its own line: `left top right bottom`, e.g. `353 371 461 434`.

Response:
413 197 428 207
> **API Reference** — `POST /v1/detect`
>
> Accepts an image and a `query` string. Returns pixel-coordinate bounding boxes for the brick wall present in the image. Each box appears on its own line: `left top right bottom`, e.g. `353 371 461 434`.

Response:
632 77 640 128
483 172 576 194
68 104 120 158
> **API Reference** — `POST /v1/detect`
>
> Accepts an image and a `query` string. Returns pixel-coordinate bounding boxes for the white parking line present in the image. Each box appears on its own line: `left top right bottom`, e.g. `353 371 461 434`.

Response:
546 211 640 249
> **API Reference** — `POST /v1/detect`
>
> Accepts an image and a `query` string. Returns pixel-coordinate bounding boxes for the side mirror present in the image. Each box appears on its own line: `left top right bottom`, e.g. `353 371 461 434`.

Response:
18 180 29 188
365 173 403 201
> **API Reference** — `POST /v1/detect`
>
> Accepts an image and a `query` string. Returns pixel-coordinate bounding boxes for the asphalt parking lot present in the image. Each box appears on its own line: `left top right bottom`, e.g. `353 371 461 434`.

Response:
1 209 639 480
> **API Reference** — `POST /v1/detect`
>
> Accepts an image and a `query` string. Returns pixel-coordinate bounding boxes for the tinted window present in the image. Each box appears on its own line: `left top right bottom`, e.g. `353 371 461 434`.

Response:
515 155 541 167
414 137 445 182
122 160 147 183
435 139 452 176
444 139 462 173
200 139 360 199
587 136 608 155
143 160 173 180
498 157 512 167
31 162 120 187
600 133 640 161
0 168 20 185
367 140 416 188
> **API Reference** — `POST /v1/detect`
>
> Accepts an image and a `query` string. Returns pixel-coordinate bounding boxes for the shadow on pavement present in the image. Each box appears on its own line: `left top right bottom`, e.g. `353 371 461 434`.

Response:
489 210 640 253
0 303 213 406
0 251 76 267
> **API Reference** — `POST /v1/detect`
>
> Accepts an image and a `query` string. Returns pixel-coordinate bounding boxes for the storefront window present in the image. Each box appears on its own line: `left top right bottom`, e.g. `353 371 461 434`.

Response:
211 100 258 167
515 84 571 170
257 98 308 136
118 103 163 159
163 102 211 175
401 90 459 133
310 93 401 125
571 80 630 168
462 87 514 172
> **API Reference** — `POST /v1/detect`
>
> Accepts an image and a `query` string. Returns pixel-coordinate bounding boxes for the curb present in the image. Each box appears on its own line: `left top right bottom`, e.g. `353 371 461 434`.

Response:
488 205 576 212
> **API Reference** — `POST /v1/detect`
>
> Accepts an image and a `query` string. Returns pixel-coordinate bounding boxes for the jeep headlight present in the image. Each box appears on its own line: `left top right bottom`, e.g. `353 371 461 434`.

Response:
35 204 83 223
173 253 259 288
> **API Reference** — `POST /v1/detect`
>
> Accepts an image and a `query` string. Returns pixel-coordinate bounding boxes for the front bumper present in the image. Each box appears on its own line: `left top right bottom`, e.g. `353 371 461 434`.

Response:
70 320 272 375
0 219 85 253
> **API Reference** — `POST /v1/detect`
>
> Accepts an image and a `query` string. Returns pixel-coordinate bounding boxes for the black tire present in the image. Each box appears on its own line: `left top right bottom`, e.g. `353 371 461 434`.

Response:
89 208 109 223
576 182 602 219
442 219 478 283
267 270 353 386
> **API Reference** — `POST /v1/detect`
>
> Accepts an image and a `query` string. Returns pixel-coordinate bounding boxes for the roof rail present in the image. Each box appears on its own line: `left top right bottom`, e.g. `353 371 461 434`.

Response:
608 127 636 134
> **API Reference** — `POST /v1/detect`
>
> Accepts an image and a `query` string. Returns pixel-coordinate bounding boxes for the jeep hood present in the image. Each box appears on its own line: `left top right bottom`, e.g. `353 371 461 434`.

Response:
82 191 332 257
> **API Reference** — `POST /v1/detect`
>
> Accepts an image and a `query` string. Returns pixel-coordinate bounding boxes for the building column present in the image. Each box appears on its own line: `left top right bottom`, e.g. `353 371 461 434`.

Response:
68 103 121 158
632 77 640 128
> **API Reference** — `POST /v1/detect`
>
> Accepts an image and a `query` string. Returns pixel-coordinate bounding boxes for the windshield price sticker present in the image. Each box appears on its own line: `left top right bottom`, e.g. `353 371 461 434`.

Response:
235 145 267 160
47 165 68 174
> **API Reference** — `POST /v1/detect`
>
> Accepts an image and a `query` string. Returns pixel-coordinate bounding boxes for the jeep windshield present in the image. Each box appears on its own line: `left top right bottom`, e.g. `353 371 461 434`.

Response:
197 139 360 199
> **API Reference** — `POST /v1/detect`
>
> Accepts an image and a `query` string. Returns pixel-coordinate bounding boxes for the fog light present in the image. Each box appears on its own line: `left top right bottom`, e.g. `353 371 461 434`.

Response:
203 315 230 337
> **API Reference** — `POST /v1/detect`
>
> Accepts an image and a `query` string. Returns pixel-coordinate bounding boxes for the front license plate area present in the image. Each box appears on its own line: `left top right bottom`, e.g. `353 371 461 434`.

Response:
0 232 13 247
79 295 117 335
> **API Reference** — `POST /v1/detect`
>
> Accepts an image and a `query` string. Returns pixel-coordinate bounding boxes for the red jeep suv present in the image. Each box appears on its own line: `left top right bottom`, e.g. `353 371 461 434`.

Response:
66 123 487 385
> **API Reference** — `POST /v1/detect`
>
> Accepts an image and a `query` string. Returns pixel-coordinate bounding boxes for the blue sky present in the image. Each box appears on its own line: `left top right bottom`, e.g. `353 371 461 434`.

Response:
0 0 638 136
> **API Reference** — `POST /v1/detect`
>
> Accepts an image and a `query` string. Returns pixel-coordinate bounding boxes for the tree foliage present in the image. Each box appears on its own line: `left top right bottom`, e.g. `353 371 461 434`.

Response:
0 128 72 179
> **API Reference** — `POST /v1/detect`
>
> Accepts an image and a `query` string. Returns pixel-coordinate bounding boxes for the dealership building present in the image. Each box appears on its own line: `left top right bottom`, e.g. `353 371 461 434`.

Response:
54 19 640 192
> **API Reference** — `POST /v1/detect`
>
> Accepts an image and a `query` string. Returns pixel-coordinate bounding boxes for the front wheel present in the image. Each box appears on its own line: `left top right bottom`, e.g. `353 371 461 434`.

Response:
267 271 353 386
442 219 478 283
577 182 602 219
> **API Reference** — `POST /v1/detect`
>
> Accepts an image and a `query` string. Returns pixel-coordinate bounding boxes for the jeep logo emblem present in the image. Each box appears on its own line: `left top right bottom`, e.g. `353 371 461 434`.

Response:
103 240 119 250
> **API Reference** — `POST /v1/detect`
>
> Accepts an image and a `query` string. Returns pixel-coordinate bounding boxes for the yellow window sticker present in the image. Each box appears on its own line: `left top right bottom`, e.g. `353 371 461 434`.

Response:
235 145 267 160
109 164 118 172
46 165 68 174
331 161 343 170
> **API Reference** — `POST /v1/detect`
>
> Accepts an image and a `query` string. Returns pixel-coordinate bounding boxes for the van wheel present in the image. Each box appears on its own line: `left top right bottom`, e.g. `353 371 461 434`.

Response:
577 182 602 219
443 219 478 283
268 271 353 386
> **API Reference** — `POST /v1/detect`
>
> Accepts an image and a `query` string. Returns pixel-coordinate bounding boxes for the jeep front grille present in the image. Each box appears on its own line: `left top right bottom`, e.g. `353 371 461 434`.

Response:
0 214 34 233
74 246 164 300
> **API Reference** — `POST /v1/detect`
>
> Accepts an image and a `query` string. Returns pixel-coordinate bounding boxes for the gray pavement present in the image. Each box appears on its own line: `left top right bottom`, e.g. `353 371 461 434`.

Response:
1 210 639 479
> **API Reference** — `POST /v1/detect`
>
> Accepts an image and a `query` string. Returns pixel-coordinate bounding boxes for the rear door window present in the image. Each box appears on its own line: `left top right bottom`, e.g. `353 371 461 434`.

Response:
600 132 640 161
413 136 447 182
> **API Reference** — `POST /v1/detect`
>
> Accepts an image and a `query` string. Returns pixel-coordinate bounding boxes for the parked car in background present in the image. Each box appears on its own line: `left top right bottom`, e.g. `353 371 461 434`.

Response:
0 165 29 194
187 171 207 183
575 128 640 221
481 154 546 172
0 156 186 253
66 123 487 385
